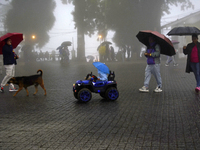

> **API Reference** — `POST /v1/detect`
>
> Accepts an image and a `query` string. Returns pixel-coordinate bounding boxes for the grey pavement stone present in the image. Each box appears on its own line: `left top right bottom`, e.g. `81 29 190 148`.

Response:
1 59 200 149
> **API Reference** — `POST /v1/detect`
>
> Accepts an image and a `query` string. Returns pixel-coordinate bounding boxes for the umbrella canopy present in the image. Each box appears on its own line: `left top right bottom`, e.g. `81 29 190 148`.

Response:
101 41 112 45
61 41 72 47
93 62 110 74
97 41 112 51
136 30 176 56
0 32 23 54
167 26 200 36
56 45 63 50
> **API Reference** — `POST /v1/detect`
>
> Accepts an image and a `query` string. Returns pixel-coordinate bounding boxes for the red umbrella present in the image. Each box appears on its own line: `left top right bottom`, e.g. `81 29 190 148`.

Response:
0 32 23 54
136 30 176 56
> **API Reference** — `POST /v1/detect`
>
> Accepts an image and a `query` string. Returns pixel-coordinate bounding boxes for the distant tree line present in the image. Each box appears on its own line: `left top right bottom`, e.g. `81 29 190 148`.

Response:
4 0 193 59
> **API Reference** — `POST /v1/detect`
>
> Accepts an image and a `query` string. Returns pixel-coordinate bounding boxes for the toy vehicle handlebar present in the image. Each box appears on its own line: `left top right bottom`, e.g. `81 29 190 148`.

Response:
85 72 93 80
85 72 99 82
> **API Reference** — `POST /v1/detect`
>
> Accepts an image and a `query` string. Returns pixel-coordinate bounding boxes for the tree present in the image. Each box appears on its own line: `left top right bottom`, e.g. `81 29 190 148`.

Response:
103 0 193 51
62 0 103 60
61 0 193 58
4 0 56 48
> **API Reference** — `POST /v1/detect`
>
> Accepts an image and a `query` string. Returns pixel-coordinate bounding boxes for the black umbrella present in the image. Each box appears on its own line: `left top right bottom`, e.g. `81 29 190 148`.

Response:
101 41 112 45
61 41 72 47
167 26 200 36
97 41 112 51
136 30 176 56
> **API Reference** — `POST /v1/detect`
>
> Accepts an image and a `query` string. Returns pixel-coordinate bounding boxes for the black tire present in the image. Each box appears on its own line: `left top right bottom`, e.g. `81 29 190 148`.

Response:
105 87 119 101
73 92 78 99
78 88 92 102
99 92 106 98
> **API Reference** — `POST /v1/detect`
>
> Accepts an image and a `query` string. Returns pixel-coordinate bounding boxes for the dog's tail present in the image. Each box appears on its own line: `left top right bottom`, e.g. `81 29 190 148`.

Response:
37 69 43 76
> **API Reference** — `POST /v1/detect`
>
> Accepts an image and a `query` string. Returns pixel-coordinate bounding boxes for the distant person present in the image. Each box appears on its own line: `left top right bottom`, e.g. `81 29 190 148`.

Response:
64 46 70 62
97 70 108 81
51 50 56 61
139 36 162 93
0 38 18 92
127 46 131 60
45 51 50 61
183 34 200 92
110 46 115 61
39 50 44 61
104 44 110 61
165 56 178 66
97 45 106 62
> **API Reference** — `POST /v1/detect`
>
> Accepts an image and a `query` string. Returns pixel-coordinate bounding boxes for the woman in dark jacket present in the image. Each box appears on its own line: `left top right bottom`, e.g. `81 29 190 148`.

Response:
0 38 18 92
183 34 200 92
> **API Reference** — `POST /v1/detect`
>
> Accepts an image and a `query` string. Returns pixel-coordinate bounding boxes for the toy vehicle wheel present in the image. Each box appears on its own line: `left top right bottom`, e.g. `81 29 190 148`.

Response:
73 92 78 99
105 87 119 101
99 93 106 98
78 88 92 102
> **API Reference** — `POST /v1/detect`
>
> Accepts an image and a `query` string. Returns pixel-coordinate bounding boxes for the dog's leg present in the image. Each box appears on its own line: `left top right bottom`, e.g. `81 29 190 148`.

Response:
40 80 46 95
13 87 23 96
25 88 29 96
34 85 38 95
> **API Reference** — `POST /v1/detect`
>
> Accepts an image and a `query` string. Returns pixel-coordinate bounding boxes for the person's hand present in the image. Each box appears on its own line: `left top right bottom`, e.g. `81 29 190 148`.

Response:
183 46 186 49
144 53 151 56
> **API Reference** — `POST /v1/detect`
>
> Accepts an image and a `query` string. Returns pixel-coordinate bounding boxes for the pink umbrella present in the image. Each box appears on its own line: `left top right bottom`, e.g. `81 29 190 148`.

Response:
0 32 23 54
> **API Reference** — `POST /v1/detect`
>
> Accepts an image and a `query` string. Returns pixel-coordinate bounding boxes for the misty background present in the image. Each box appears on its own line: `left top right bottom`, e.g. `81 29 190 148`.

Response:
0 0 200 62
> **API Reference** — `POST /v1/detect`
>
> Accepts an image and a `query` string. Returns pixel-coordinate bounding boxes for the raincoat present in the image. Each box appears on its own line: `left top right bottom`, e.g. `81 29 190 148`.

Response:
98 45 106 55
98 70 107 81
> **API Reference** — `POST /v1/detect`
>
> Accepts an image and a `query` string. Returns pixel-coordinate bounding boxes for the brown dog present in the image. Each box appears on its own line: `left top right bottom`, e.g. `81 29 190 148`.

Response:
8 69 47 96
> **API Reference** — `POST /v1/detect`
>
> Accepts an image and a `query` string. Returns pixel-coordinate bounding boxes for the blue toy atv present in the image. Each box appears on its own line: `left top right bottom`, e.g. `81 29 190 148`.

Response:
73 71 119 102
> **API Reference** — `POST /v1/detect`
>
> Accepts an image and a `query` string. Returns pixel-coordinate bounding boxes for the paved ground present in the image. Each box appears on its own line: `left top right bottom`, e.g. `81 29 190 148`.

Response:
0 58 200 150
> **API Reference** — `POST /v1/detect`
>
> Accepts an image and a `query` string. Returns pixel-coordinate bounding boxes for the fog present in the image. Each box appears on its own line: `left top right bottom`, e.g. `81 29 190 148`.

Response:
0 0 200 68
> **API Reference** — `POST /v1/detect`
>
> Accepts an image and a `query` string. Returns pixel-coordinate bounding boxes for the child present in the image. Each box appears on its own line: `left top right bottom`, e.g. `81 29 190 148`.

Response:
97 70 108 81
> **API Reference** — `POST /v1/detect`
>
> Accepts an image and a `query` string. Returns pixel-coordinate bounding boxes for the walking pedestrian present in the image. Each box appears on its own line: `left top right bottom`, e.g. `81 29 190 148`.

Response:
139 36 162 93
165 56 178 66
0 38 18 92
183 34 200 92
110 46 115 61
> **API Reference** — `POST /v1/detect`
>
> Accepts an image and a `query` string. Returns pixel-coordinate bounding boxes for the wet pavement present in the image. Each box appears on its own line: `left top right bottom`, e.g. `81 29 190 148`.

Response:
0 58 200 150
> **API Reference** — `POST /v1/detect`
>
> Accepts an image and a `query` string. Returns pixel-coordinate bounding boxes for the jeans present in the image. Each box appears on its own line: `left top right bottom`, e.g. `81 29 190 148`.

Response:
190 62 200 87
144 64 162 88
1 64 15 87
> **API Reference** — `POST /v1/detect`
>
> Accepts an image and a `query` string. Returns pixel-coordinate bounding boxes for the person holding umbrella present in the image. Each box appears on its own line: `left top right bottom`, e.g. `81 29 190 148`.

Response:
183 34 200 92
0 38 18 92
139 36 162 93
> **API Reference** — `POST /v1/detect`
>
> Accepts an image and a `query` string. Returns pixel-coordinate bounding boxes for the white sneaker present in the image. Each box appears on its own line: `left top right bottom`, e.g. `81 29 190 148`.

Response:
165 63 169 66
154 87 162 92
139 86 149 92
9 88 18 92
0 87 4 93
173 63 178 66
